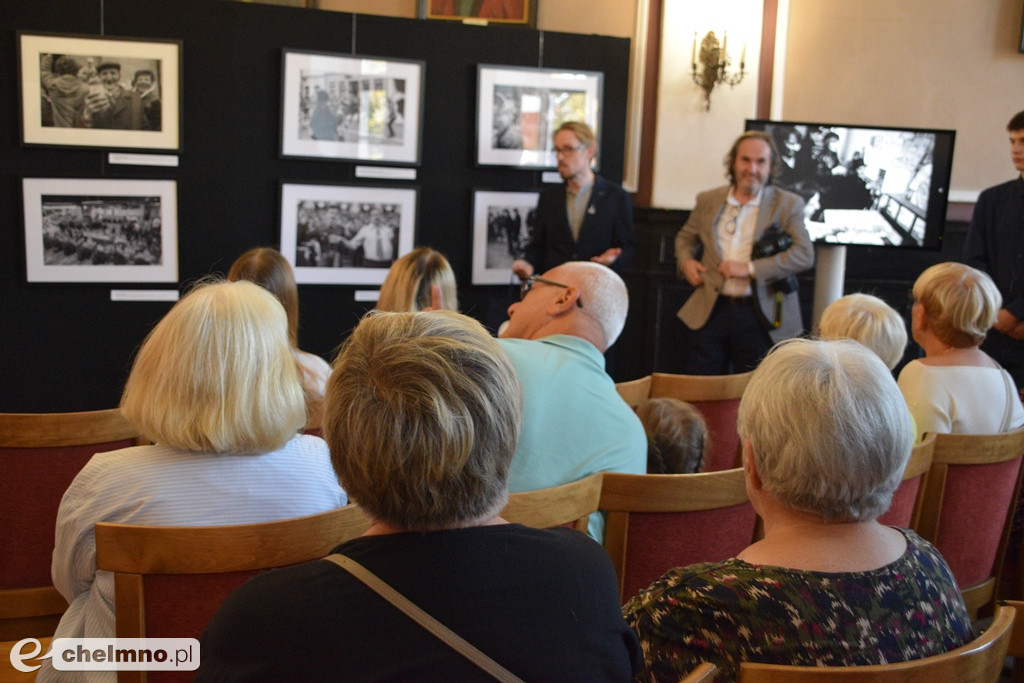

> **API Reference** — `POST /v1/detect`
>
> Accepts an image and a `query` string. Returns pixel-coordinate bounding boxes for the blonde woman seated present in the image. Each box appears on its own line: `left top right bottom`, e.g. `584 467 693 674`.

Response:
818 292 907 370
624 339 972 682
39 281 346 683
377 246 459 312
898 262 1024 441
199 311 641 680
228 247 331 428
637 398 707 474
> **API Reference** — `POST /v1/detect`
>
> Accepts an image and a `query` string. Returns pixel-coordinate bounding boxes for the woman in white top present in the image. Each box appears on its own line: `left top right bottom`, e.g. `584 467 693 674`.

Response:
898 262 1024 441
228 247 332 429
39 280 346 683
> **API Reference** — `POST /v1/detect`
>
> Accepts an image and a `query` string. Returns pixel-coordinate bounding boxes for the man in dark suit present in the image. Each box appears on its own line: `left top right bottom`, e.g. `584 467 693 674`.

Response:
511 121 635 280
675 130 814 375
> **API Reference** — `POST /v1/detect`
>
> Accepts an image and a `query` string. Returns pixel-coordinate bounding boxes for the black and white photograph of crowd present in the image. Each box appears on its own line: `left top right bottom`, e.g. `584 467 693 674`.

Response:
297 71 405 144
38 53 162 131
491 85 587 152
485 204 535 270
762 123 938 246
294 201 401 269
41 195 163 266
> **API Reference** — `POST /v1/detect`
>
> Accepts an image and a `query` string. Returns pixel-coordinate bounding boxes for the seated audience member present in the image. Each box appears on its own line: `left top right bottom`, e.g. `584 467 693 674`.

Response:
227 247 331 428
636 398 707 474
624 339 972 681
818 292 908 370
38 280 345 683
198 310 642 681
498 261 646 540
898 262 1024 441
376 246 459 312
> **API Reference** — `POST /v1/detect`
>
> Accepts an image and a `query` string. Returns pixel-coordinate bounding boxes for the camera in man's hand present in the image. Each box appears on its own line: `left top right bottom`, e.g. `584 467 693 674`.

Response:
752 223 798 294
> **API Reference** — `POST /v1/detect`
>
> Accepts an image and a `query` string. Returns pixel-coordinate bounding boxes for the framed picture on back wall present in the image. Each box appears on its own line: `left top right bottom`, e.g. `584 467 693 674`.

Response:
18 32 181 151
476 64 602 169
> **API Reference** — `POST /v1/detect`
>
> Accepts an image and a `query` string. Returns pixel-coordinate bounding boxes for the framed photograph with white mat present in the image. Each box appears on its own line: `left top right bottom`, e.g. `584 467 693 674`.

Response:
279 182 417 285
23 177 178 283
471 189 539 285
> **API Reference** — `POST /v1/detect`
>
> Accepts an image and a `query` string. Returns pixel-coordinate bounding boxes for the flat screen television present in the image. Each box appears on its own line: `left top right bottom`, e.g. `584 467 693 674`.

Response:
745 119 956 250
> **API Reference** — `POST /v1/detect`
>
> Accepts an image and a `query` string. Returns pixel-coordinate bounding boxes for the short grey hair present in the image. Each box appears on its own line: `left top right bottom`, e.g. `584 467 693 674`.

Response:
913 262 1002 348
818 293 908 370
737 338 913 521
555 261 628 348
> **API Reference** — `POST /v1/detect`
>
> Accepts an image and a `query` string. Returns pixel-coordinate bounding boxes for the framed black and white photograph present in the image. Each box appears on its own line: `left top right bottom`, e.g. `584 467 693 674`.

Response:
19 33 181 151
476 64 602 169
279 182 417 285
22 178 178 283
280 50 424 165
471 189 539 284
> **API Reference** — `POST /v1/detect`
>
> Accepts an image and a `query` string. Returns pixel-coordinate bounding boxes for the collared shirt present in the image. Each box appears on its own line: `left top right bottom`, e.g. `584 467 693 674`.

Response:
717 189 762 296
566 181 594 242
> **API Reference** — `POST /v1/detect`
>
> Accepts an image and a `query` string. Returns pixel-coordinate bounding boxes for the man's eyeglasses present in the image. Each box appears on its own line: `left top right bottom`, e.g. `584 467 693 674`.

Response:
554 144 586 157
519 275 584 308
722 204 741 236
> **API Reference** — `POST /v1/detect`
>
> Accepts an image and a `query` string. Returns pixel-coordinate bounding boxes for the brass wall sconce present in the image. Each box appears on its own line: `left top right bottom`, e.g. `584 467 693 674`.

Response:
691 31 746 111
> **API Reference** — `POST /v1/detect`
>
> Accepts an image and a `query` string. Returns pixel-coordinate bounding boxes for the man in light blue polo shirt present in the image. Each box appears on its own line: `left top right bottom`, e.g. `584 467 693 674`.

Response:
499 261 646 541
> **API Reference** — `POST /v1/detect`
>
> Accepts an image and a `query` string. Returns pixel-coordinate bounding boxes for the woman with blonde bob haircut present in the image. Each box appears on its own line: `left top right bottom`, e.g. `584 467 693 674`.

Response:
818 292 907 370
376 246 459 313
898 261 1023 441
199 310 642 680
227 246 331 428
40 280 345 682
625 339 971 680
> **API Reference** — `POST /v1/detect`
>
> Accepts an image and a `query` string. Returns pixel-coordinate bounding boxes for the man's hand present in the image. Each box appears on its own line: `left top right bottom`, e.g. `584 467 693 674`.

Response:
84 90 110 114
719 259 751 280
680 258 706 287
995 309 1019 335
590 248 622 266
1008 320 1024 341
511 259 534 280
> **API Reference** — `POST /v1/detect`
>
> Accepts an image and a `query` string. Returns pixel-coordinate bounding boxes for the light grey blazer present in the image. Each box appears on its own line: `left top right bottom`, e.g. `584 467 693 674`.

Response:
674 184 814 343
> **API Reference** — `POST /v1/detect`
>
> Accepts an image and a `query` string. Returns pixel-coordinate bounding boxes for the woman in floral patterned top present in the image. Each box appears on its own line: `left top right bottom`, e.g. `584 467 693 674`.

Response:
623 339 972 682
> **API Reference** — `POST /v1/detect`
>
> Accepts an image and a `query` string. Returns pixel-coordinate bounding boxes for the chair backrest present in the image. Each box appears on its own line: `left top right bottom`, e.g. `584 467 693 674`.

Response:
737 603 1015 682
680 662 717 682
0 409 142 641
649 371 753 472
615 375 652 410
876 434 935 529
500 473 603 532
95 504 372 683
600 469 757 603
916 427 1024 618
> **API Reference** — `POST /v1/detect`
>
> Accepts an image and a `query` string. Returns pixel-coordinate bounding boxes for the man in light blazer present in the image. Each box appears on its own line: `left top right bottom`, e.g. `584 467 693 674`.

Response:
675 130 814 375
512 121 635 279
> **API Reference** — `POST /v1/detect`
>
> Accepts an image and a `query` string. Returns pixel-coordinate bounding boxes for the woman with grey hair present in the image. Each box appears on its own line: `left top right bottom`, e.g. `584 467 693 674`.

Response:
899 261 1024 441
199 310 641 681
624 339 971 681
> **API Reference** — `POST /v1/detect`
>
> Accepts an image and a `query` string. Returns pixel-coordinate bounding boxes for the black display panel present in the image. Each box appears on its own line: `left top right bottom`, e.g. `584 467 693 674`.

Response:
746 119 956 250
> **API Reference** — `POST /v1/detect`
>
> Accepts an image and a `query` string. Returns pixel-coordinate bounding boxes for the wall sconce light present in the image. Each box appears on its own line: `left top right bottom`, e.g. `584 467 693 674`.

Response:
691 30 746 111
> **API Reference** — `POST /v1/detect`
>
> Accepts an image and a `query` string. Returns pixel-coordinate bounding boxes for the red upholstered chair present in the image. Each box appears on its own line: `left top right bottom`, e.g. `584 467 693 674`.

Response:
600 469 758 604
500 473 603 532
877 434 935 529
615 375 652 410
737 603 1015 682
95 504 372 683
0 409 143 641
916 427 1024 619
648 371 753 472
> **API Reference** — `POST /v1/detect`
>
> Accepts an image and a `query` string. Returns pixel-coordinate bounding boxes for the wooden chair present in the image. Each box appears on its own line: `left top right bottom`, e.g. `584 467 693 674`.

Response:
0 409 143 641
615 375 652 410
737 603 1015 682
600 469 758 603
95 504 372 683
916 427 1024 618
648 371 753 472
500 473 603 532
1004 599 1024 682
876 434 935 529
681 662 717 682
